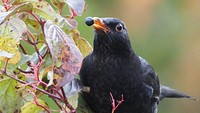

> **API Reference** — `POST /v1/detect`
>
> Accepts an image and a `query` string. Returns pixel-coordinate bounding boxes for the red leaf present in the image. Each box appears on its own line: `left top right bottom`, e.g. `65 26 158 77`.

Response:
43 20 82 88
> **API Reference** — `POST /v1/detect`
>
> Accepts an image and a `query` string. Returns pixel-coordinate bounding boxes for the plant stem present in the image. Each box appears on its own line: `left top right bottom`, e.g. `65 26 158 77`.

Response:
1 71 61 100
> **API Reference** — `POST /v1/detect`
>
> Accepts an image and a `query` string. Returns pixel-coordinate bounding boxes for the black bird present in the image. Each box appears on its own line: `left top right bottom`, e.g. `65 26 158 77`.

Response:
80 17 191 113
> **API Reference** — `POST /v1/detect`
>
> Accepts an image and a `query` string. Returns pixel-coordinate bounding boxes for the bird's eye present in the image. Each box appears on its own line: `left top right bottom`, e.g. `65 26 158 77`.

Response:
115 23 123 32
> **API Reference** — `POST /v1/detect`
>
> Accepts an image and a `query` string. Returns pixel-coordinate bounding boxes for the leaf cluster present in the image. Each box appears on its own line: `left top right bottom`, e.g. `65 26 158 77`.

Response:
0 0 92 112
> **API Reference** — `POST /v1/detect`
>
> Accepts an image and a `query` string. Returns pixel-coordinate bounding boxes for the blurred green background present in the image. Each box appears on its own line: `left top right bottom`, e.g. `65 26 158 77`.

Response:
75 0 200 113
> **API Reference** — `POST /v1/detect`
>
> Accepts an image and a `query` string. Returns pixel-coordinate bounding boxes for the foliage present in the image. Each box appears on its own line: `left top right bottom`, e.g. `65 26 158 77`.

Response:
0 0 92 112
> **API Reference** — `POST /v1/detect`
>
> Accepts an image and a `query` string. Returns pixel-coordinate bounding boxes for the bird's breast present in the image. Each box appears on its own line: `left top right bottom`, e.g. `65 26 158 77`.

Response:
80 55 152 113
83 55 143 98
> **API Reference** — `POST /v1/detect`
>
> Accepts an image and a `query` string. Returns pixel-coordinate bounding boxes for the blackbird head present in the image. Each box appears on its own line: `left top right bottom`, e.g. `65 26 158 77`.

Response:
85 17 133 56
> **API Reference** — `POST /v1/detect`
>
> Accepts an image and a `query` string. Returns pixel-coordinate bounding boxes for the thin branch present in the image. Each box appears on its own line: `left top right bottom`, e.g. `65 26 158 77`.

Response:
3 58 9 73
22 37 34 45
1 71 61 100
52 98 63 110
42 49 49 59
19 43 27 54
64 99 76 113
19 43 32 67
110 92 124 113
29 12 41 25
60 87 74 112
61 87 67 102
17 68 33 74
32 92 51 113
27 31 42 63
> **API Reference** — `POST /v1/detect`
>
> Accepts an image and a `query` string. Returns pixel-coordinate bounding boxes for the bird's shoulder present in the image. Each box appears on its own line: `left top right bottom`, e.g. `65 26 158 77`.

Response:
138 56 160 101
139 56 158 82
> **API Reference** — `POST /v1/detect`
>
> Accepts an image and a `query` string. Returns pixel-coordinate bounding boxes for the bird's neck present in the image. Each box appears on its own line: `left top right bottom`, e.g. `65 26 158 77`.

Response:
93 36 135 58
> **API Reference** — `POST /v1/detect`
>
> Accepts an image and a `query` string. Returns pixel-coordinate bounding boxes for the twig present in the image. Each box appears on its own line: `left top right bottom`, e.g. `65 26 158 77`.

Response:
64 98 76 113
29 12 41 25
61 87 67 101
19 43 32 66
17 67 33 74
32 92 51 113
1 71 61 100
3 58 9 73
52 98 63 110
41 49 49 59
61 87 76 113
19 43 27 54
110 92 124 113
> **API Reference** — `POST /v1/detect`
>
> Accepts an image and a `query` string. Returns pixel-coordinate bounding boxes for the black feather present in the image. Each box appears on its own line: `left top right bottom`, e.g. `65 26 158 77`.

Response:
80 17 191 113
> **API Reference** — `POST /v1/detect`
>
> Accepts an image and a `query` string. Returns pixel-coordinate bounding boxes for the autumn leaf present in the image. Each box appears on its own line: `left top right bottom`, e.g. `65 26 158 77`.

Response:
43 20 84 112
0 36 21 64
31 0 59 21
21 99 49 113
19 13 41 30
7 54 32 72
43 20 82 88
58 17 78 32
0 76 23 113
0 17 27 65
0 0 90 112
0 3 33 24
70 29 92 57
50 0 65 12
0 17 27 40
13 0 60 22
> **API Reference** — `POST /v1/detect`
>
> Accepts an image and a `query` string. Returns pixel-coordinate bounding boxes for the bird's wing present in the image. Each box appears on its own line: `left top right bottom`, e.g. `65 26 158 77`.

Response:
139 56 160 113
139 56 160 102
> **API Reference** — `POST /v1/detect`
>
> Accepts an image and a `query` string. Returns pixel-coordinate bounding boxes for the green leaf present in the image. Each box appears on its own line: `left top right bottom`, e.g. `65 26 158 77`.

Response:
0 54 31 73
13 0 38 5
50 0 65 11
0 17 27 40
58 17 78 32
76 37 92 57
7 54 32 72
67 93 79 111
12 0 77 30
13 0 60 22
70 30 92 57
0 3 33 24
31 0 59 21
21 99 49 113
19 13 40 30
30 44 47 64
0 76 23 113
26 17 40 29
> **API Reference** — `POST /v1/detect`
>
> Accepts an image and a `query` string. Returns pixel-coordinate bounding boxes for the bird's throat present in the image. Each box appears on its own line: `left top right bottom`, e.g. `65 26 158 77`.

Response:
93 35 134 57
